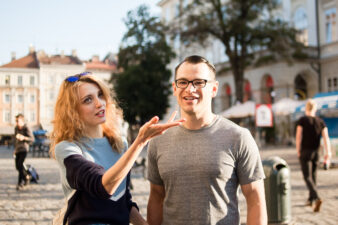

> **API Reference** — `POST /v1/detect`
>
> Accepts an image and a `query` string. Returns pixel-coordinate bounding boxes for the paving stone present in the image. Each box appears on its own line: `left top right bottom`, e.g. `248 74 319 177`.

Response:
1 145 338 224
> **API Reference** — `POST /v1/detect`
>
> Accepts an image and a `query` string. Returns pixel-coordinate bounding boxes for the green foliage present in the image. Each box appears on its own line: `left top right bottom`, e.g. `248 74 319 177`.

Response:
178 0 307 102
111 5 175 126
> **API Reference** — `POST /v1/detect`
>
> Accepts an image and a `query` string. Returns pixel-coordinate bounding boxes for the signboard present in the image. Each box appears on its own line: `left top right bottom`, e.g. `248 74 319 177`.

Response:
256 104 273 127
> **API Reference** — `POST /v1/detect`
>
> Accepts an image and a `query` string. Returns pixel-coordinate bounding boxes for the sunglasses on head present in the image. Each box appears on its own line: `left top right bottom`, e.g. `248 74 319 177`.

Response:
65 72 92 82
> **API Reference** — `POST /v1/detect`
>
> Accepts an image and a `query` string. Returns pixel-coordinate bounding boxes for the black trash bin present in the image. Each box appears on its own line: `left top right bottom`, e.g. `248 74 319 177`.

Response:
262 156 291 224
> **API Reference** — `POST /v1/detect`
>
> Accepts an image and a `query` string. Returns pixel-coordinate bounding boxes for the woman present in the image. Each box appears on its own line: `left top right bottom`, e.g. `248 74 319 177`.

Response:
50 72 183 225
14 113 34 190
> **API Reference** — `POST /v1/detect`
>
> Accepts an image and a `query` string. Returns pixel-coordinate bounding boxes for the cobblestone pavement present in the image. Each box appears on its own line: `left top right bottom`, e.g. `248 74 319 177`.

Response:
0 145 337 225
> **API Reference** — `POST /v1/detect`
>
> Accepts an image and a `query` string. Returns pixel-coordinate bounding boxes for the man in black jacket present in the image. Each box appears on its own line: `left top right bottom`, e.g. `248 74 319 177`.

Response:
14 114 34 190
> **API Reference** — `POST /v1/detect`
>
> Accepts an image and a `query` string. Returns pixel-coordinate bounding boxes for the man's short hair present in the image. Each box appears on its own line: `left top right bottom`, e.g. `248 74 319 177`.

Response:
174 55 216 80
15 113 24 119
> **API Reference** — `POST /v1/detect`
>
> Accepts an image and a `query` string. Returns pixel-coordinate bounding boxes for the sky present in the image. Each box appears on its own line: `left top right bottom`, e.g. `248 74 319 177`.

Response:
0 0 161 65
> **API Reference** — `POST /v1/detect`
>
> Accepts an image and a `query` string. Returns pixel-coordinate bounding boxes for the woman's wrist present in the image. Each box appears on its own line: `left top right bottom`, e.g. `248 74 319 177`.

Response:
133 136 147 150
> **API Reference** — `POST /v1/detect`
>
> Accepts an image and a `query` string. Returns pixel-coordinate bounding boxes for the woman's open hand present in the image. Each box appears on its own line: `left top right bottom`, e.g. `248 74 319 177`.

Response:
137 111 185 144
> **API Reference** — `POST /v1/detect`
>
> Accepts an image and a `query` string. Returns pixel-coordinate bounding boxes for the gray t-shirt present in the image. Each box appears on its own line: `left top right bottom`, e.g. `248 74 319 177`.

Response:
147 116 265 225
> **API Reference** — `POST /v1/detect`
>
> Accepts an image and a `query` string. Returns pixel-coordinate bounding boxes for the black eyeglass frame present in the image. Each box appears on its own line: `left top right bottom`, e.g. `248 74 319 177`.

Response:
175 79 211 89
64 72 92 82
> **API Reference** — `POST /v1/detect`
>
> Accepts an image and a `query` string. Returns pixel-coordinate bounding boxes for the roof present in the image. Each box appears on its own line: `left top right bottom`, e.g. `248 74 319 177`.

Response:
85 61 117 71
1 52 39 68
38 54 82 65
157 0 169 6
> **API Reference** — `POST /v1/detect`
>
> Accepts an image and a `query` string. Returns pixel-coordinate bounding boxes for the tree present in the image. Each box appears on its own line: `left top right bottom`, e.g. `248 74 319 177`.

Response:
112 5 175 130
175 0 307 102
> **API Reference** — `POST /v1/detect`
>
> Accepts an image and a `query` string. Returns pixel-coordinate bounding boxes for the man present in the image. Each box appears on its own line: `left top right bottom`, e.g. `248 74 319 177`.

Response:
147 55 267 225
296 99 331 212
14 114 34 190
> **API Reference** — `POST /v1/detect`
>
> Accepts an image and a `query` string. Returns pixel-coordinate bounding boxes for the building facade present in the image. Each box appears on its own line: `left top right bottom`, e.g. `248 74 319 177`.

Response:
157 0 338 114
0 49 40 135
0 48 116 136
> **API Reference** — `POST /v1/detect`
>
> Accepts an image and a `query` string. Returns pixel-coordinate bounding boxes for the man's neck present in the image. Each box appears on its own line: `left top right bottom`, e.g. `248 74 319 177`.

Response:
181 111 216 130
305 110 315 117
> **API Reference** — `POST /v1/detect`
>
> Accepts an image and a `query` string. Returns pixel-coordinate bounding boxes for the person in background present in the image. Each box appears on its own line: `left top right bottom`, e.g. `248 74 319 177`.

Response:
296 99 332 212
147 55 267 225
50 72 184 225
14 113 34 190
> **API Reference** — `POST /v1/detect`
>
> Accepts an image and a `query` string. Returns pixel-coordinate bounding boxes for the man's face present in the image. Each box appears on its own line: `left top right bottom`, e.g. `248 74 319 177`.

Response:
173 62 218 116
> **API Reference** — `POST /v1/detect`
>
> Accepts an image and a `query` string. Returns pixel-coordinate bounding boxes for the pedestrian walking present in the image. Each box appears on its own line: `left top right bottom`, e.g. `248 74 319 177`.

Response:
296 99 332 212
14 113 34 190
50 72 184 225
146 55 267 225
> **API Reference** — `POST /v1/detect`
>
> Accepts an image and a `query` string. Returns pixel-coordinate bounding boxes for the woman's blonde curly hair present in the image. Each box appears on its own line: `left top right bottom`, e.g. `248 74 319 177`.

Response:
49 73 124 158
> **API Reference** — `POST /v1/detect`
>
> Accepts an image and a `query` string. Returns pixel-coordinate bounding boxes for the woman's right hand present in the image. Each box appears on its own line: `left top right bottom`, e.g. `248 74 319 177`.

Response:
136 111 185 144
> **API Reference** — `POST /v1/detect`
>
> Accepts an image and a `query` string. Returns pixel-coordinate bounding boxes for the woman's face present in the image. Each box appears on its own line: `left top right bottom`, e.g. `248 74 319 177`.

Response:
78 82 107 129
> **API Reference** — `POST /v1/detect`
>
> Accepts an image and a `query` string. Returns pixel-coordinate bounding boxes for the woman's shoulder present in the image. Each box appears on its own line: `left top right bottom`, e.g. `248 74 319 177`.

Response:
55 140 83 161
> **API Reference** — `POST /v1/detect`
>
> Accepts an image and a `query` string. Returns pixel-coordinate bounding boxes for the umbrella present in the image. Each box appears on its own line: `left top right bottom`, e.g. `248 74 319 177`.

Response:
221 101 256 118
272 98 305 116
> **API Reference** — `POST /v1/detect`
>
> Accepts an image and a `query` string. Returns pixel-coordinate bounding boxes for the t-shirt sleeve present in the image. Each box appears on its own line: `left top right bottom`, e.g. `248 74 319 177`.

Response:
236 128 265 185
296 117 304 127
54 141 83 165
147 139 164 185
320 118 327 130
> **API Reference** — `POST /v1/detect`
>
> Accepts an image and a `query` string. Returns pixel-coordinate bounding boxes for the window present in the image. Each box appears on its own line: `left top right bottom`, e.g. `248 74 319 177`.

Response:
222 84 232 110
293 7 308 45
5 75 10 85
17 94 23 103
48 108 54 119
49 91 54 100
165 7 171 22
30 94 35 103
175 2 180 17
328 78 332 92
30 112 35 122
30 76 35 86
165 35 171 45
325 8 337 43
4 93 10 103
49 76 54 84
182 0 188 9
3 111 10 123
174 34 181 49
334 78 338 91
275 13 284 22
18 75 23 86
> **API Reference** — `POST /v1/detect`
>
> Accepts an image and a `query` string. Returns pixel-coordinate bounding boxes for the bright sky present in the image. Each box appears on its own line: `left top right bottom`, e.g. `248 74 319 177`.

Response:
0 0 161 65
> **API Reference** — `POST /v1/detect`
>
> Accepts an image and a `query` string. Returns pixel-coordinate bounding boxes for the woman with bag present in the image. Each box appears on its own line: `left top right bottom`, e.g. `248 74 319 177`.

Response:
50 72 184 225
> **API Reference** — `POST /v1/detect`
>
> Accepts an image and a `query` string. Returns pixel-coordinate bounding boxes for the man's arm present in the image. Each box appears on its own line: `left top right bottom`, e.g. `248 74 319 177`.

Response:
241 179 267 225
147 183 165 225
129 206 148 225
295 125 302 158
322 127 332 163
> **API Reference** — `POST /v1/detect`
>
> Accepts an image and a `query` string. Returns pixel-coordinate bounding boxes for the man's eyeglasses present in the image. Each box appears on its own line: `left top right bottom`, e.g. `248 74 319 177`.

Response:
65 72 92 82
175 79 210 89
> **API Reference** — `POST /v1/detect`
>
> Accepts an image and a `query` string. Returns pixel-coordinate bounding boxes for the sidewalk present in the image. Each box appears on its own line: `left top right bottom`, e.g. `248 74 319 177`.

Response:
0 146 63 225
0 145 338 224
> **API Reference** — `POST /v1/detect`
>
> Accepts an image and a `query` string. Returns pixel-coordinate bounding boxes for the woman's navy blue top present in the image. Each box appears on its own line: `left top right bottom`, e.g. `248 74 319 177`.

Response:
55 137 138 225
